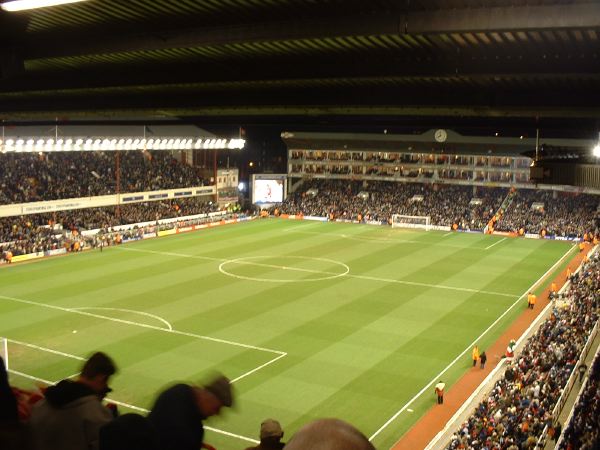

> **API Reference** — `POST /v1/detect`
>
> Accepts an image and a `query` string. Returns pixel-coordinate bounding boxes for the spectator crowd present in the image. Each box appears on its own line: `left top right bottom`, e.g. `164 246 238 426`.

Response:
495 189 599 238
3 177 598 263
271 180 599 238
447 252 599 450
0 150 206 204
559 350 600 449
272 180 506 230
0 198 228 261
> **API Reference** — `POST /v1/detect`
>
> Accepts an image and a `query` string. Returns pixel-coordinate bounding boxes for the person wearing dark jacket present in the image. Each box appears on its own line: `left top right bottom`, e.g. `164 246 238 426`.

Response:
29 351 117 450
100 413 158 450
148 374 233 450
0 356 18 423
1 355 22 450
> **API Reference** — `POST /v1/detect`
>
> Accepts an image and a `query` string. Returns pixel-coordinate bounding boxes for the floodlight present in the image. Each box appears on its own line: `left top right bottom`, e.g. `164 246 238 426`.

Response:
1 0 90 12
593 144 600 158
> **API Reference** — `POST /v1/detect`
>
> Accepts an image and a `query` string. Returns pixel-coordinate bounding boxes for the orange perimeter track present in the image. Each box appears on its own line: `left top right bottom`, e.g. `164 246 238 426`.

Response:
391 242 591 450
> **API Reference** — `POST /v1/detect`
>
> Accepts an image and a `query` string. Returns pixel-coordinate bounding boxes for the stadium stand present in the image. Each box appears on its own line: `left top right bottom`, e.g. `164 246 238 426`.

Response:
0 198 224 260
495 189 598 238
272 180 506 230
446 253 599 450
558 350 600 449
0 151 206 204
271 181 599 238
1 168 598 449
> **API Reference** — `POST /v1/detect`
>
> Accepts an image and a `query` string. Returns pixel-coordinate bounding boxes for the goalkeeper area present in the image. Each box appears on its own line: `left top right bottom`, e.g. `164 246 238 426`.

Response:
391 214 431 231
0 219 576 449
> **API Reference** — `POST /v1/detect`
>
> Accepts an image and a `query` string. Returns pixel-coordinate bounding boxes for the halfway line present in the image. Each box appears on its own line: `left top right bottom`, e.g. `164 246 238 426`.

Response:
120 247 518 298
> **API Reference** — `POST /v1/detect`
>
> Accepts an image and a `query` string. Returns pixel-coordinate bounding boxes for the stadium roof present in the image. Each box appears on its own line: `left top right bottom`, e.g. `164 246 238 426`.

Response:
282 129 596 158
1 0 599 130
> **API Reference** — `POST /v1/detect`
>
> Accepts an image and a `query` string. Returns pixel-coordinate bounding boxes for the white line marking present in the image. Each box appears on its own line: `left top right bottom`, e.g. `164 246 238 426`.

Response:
282 229 479 249
230 353 287 383
349 273 516 298
7 369 259 445
0 294 284 355
485 237 507 250
120 247 518 298
71 307 174 331
370 243 576 444
7 338 86 361
423 268 583 450
282 223 320 232
219 255 350 283
442 232 453 237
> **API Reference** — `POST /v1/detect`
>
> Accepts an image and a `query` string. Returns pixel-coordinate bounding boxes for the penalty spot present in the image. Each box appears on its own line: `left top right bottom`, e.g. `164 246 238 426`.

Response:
72 330 77 334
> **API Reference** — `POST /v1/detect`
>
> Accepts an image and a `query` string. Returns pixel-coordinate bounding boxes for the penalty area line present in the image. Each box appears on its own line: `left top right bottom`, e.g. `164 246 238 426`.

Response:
0 294 284 355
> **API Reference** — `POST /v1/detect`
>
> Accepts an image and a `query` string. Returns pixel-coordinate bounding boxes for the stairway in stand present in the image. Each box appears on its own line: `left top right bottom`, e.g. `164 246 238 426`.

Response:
484 188 517 233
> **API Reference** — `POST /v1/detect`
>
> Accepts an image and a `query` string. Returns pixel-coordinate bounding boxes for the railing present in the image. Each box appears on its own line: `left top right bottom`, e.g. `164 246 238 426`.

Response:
536 319 599 449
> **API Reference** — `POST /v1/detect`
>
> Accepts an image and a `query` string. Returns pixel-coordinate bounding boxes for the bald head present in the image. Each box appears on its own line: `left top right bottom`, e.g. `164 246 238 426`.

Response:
283 418 375 450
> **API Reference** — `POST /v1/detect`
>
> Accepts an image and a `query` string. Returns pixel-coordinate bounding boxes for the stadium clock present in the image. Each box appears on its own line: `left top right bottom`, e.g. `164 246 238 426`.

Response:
434 129 448 143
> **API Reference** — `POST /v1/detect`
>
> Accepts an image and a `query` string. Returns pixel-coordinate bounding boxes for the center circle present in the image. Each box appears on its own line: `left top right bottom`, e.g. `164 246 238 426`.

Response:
218 255 350 282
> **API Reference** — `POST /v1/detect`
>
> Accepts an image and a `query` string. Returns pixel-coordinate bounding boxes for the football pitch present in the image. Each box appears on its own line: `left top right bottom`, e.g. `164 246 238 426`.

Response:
0 219 575 449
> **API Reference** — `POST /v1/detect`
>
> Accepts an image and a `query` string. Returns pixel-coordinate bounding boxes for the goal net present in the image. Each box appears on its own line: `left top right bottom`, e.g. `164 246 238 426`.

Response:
391 214 431 231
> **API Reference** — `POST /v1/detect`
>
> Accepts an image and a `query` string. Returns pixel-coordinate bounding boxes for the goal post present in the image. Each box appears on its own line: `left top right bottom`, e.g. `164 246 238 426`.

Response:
391 214 431 231
1 337 7 371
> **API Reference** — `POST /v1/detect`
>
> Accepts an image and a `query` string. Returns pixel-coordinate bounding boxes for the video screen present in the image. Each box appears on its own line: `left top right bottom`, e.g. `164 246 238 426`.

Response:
253 179 284 203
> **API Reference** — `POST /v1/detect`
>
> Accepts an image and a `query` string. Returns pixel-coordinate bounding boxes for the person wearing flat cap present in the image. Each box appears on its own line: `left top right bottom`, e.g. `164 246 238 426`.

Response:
148 374 233 450
244 418 285 450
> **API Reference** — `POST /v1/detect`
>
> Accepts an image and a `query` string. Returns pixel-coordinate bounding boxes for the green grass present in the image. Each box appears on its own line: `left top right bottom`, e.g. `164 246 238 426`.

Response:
0 219 575 449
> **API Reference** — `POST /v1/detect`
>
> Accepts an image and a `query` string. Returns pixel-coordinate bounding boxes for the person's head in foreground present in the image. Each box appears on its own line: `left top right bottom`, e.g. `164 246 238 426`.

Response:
78 352 118 399
148 374 233 450
260 418 284 444
194 374 233 417
283 418 375 450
